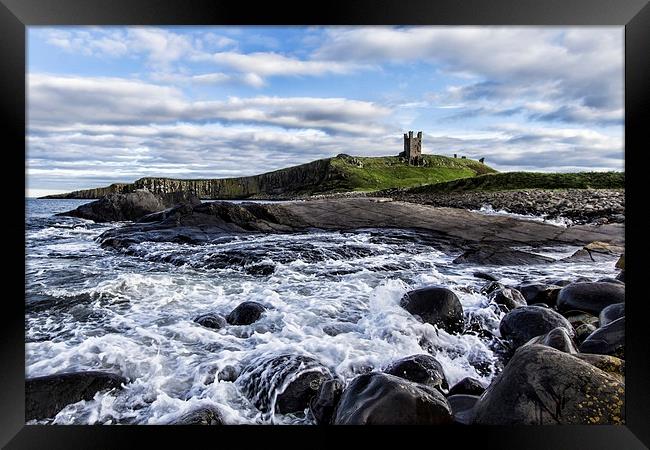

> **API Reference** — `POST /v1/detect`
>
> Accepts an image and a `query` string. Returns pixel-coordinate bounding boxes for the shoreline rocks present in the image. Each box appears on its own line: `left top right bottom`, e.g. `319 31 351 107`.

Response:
26 371 128 421
472 345 624 424
332 372 453 425
400 286 464 333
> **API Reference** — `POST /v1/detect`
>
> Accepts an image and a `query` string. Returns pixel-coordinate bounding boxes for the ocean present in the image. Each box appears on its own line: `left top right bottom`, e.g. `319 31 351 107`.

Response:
25 198 619 424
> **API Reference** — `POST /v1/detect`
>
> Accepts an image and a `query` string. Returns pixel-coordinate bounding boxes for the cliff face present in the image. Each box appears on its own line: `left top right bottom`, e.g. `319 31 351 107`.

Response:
43 155 495 200
45 158 337 200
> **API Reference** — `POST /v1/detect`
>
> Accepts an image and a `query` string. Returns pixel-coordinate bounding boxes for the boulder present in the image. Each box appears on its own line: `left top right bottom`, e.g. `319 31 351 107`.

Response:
194 313 227 330
237 354 331 414
58 190 200 223
453 247 555 266
579 317 625 358
517 283 561 307
332 372 453 425
447 394 480 425
489 288 527 310
309 379 344 425
599 303 625 327
217 365 240 383
524 327 578 354
615 254 625 270
557 282 625 315
170 406 223 425
226 301 266 325
562 242 624 264
563 310 599 328
472 345 625 424
383 354 449 391
616 271 625 282
473 271 499 281
400 286 464 333
26 371 127 421
499 306 574 349
447 377 485 396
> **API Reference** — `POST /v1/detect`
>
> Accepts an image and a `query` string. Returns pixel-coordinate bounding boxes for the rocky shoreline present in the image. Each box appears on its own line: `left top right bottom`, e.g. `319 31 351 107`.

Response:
27 191 626 424
374 188 625 225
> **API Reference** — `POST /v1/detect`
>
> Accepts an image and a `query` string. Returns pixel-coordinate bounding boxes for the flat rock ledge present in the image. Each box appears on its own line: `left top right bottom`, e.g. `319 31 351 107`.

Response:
98 198 624 250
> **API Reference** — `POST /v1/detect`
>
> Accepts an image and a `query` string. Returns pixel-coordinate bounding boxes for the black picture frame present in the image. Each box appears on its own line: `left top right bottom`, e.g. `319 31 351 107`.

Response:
3 0 648 448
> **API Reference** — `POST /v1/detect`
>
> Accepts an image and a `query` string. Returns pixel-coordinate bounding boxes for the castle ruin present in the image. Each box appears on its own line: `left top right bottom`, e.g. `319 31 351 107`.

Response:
400 131 422 165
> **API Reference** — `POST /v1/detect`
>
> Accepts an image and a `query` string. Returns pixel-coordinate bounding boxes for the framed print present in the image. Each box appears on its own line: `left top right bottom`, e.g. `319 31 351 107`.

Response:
2 0 649 447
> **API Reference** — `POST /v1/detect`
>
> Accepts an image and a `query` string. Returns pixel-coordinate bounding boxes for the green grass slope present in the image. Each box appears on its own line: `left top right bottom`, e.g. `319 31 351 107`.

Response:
321 154 496 193
404 171 624 194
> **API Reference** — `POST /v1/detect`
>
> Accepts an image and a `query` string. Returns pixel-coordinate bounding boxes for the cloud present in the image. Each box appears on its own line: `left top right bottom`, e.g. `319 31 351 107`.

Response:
28 74 392 135
315 27 623 125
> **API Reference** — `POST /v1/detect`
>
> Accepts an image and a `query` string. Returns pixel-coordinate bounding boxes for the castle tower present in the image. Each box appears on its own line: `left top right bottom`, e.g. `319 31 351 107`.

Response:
402 131 422 165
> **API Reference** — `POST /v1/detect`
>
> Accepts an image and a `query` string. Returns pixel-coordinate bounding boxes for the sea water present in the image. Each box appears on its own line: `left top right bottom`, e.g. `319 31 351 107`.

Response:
25 198 619 424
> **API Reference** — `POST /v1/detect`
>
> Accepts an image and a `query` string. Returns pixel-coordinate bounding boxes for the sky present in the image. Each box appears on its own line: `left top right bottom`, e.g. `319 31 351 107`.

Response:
27 26 624 197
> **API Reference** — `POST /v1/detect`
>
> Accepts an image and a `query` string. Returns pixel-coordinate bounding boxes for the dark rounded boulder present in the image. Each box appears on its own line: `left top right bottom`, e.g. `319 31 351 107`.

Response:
194 313 227 330
170 406 223 425
26 371 127 421
579 317 625 358
237 354 331 414
332 372 453 425
557 282 625 315
499 306 574 349
384 354 449 391
226 301 266 325
474 271 499 281
599 303 624 327
517 283 561 307
447 394 480 425
575 354 625 381
400 286 464 333
447 377 485 396
489 288 527 310
472 345 625 424
309 379 344 425
524 327 578 354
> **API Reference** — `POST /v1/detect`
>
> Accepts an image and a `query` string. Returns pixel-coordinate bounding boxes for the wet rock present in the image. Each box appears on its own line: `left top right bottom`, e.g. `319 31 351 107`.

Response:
474 271 499 281
472 345 624 424
524 327 578 354
453 247 555 266
579 317 625 358
194 313 227 330
58 190 200 223
447 394 480 425
557 282 625 315
217 365 240 382
489 288 527 310
517 283 561 307
244 263 276 276
332 372 453 425
615 254 625 270
480 281 506 296
575 323 598 345
322 322 359 336
400 286 464 333
447 377 485 396
616 271 625 282
171 406 223 425
599 303 624 327
499 306 574 349
226 301 266 325
384 354 449 391
309 379 344 425
26 371 127 421
238 354 331 414
561 241 624 264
